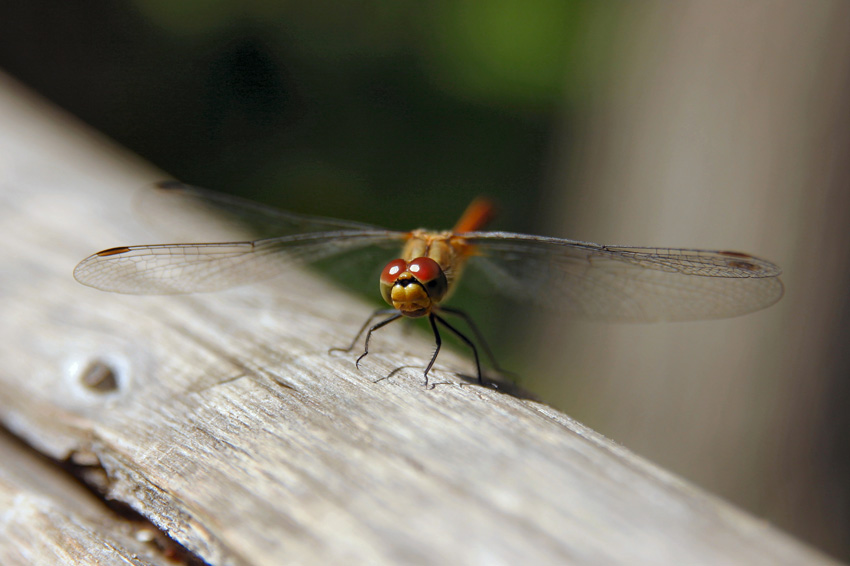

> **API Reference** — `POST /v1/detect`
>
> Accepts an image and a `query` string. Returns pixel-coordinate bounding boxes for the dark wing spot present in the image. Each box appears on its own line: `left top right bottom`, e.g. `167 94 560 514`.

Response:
96 246 131 257
727 260 758 271
718 250 752 258
719 250 763 272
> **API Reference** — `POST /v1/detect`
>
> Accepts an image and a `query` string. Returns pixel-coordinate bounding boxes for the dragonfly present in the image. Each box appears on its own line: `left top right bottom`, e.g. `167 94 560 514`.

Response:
74 181 784 387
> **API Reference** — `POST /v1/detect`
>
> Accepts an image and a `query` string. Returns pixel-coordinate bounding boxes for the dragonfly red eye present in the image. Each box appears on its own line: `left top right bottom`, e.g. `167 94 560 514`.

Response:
408 257 448 302
380 259 408 286
408 257 441 282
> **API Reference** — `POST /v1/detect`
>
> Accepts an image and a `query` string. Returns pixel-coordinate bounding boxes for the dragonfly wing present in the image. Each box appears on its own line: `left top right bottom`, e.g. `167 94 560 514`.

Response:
74 230 407 294
464 232 784 322
136 181 384 241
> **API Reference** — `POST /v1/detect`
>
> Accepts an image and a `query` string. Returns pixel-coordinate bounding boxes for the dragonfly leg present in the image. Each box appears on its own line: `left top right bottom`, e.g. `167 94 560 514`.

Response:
329 308 398 354
432 312 483 385
352 312 403 370
436 306 512 380
423 314 443 388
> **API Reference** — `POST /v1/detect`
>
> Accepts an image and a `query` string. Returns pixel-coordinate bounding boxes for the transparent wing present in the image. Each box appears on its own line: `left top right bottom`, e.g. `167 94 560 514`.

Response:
74 230 407 294
463 231 784 322
77 184 784 321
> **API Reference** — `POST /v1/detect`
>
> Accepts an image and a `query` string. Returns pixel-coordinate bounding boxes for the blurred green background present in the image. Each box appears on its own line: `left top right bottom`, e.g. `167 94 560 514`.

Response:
3 1 850 562
1 0 593 230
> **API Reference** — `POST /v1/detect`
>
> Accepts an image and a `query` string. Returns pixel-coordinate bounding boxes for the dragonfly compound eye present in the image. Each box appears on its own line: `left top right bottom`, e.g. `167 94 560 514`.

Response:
380 259 409 305
408 257 448 302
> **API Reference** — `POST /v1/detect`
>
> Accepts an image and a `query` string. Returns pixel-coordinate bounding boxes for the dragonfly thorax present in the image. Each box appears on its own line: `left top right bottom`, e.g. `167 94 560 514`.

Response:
380 257 448 318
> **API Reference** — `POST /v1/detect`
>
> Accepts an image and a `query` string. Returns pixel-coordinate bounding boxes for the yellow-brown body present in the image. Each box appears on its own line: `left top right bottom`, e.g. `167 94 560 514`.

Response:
380 198 493 319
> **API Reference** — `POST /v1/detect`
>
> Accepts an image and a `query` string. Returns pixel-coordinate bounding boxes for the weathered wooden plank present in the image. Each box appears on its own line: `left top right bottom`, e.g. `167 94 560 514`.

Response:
0 72 840 565
0 429 183 566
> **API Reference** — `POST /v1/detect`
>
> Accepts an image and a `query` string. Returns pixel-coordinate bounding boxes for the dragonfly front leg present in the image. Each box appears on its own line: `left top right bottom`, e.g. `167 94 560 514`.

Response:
347 311 403 370
329 308 398 355
423 313 443 388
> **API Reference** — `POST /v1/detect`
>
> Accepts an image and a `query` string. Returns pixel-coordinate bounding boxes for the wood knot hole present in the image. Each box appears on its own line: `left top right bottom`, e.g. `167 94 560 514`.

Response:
80 359 119 392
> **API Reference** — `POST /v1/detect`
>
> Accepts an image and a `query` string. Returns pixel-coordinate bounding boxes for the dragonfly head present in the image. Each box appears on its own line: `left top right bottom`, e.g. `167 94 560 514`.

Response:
380 257 448 318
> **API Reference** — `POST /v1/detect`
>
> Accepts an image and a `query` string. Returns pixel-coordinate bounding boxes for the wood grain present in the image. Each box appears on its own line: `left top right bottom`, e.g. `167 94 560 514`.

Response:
0 428 185 566
0 73 839 566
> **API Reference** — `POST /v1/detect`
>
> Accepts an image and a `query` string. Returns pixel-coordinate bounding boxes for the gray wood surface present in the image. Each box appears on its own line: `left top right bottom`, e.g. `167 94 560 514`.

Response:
0 73 840 566
0 429 179 566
